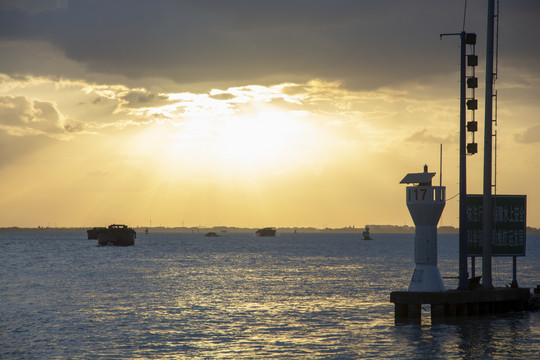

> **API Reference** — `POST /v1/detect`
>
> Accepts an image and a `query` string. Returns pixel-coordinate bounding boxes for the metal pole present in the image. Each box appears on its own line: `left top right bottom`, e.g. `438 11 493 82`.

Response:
458 31 469 290
440 31 469 290
482 0 495 289
512 256 518 288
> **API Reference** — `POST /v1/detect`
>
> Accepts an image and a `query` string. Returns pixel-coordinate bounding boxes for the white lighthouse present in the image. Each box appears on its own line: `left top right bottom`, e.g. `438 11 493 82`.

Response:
400 165 446 292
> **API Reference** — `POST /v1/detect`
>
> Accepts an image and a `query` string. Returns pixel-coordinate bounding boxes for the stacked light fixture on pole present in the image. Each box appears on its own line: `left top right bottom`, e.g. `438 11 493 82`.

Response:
440 30 478 290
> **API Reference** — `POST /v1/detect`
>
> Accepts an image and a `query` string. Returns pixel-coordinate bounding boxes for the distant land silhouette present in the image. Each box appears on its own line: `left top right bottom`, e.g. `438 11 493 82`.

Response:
2 225 540 234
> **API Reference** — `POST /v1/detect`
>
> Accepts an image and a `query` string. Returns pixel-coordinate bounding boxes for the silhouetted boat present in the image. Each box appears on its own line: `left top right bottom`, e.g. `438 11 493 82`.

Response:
145 227 149 235
256 227 276 236
87 227 106 239
204 232 219 237
98 224 136 246
362 225 373 240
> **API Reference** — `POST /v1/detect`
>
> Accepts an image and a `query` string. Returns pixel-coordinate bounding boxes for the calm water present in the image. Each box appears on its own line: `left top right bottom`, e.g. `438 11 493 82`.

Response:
1 232 539 359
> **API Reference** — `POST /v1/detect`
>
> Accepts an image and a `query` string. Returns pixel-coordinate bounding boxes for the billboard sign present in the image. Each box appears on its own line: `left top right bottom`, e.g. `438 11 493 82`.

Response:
466 195 526 256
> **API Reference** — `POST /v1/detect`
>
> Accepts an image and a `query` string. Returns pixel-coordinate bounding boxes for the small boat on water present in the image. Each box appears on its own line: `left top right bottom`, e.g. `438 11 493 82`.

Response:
87 227 106 239
362 225 373 240
256 227 276 237
97 224 136 246
204 232 219 237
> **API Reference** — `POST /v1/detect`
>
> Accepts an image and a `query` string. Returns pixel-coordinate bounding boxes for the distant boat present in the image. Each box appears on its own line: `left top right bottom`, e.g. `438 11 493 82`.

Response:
98 224 136 246
86 227 106 239
362 226 373 240
256 227 276 237
204 232 219 237
145 227 149 235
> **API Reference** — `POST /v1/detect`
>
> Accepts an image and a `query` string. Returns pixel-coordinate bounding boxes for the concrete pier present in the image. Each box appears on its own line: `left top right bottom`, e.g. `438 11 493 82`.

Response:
390 287 530 323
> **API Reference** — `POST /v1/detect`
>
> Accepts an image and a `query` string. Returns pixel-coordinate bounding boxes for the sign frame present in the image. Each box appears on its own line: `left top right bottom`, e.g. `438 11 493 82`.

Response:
466 194 526 257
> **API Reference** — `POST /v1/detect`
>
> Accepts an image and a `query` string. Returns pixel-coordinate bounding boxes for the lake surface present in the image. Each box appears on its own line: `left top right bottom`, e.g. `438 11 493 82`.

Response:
1 232 539 359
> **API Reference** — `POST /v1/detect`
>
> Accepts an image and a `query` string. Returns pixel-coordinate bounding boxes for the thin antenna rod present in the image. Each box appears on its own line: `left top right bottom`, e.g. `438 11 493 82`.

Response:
462 0 468 31
495 0 500 79
440 144 443 187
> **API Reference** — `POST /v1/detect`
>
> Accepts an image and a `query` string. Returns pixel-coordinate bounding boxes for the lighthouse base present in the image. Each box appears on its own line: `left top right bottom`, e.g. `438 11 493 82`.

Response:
408 264 445 292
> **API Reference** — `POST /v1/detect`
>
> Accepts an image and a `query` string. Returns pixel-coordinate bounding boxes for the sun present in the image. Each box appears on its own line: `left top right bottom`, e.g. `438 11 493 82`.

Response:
126 102 327 182
216 110 302 169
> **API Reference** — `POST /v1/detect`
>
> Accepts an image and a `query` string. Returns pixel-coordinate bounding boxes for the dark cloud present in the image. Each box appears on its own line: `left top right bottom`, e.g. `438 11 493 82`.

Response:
1 0 538 90
63 119 84 132
120 89 170 108
0 0 67 13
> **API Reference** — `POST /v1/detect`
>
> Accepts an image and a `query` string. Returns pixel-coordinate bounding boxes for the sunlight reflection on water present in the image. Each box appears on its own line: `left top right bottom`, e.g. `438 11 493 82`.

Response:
1 232 539 359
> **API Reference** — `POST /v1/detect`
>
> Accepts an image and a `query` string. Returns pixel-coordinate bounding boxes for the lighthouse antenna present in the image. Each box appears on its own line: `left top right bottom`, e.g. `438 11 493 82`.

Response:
439 144 443 187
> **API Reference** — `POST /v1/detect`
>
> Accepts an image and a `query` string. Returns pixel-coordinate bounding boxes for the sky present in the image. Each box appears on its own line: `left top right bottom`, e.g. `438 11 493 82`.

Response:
0 0 539 229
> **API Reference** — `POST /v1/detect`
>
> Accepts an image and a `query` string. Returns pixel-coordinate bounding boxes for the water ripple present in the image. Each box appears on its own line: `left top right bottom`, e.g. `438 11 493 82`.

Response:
1 232 539 359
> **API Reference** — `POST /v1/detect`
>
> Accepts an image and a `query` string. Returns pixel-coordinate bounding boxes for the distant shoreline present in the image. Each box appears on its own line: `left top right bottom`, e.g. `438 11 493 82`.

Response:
1 225 539 234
